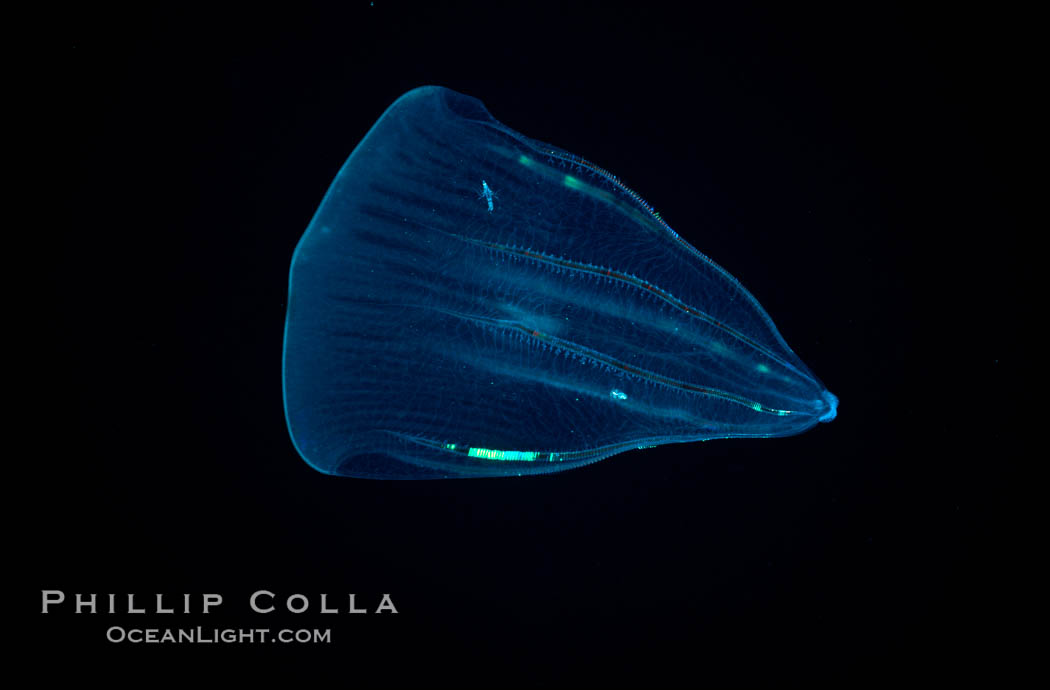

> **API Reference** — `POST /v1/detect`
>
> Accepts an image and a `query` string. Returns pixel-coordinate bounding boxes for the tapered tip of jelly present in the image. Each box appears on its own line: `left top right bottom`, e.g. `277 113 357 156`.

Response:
817 390 838 423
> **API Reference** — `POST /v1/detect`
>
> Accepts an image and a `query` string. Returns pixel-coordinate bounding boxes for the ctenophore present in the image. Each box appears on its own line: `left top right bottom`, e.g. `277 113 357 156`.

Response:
282 86 837 479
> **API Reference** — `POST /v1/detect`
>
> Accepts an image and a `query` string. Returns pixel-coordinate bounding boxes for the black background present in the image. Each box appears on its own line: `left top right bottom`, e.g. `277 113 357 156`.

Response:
33 2 1020 684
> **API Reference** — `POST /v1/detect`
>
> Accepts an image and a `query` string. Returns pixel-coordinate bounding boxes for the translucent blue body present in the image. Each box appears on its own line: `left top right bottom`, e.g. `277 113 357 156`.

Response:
282 86 838 479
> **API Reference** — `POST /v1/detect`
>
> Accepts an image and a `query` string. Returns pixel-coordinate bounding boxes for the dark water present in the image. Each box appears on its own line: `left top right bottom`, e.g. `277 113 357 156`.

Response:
34 3 1021 684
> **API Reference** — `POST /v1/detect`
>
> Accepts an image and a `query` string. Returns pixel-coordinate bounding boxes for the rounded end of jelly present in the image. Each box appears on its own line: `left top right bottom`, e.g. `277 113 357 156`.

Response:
817 390 839 423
